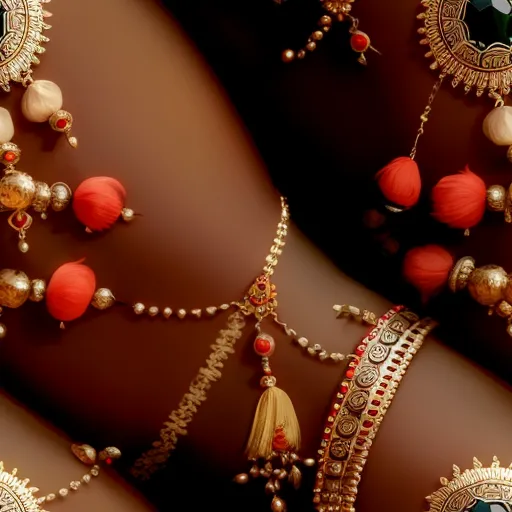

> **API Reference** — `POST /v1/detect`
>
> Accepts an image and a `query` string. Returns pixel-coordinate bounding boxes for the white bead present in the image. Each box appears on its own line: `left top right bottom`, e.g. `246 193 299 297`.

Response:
0 107 14 143
483 106 512 146
22 80 63 122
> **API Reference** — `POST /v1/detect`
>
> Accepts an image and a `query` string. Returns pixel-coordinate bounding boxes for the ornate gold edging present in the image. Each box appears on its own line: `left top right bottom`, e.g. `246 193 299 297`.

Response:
419 0 512 96
0 461 42 512
426 457 512 512
0 0 51 92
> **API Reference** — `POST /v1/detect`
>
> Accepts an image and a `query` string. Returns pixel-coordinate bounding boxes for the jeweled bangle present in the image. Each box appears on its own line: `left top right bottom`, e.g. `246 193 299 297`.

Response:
314 307 437 512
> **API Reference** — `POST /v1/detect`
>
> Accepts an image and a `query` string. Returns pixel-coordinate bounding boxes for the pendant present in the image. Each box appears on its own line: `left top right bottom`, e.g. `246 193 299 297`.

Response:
0 0 50 92
0 461 43 512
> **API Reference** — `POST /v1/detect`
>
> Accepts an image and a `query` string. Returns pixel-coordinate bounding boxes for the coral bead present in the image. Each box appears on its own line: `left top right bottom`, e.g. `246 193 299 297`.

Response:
350 31 370 53
253 333 275 356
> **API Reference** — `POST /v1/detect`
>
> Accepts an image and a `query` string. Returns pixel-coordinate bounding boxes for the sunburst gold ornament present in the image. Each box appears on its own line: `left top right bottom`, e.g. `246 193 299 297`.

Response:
0 461 45 512
426 457 512 512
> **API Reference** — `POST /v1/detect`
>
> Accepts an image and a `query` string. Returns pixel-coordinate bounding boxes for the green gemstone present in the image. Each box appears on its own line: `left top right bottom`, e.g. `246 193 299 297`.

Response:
464 0 512 50
467 500 509 512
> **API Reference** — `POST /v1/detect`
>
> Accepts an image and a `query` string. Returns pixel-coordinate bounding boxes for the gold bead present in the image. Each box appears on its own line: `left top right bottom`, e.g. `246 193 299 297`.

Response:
487 185 507 212
191 308 202 318
206 306 217 316
312 30 324 41
448 256 475 292
29 278 46 302
0 323 7 339
99 446 122 460
50 182 72 212
234 473 249 484
281 49 295 63
58 488 69 497
121 207 135 222
297 50 306 59
319 15 332 26
177 309 186 319
133 302 145 315
91 288 115 310
303 458 316 467
468 265 508 306
148 306 159 317
271 496 286 512
496 300 512 318
507 145 512 163
46 494 56 502
71 444 97 465
163 307 172 318
306 41 316 51
33 181 52 213
0 269 31 308
0 172 35 209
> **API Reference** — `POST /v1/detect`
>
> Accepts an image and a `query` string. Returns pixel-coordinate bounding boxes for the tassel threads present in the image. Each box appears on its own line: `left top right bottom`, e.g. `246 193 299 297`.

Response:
431 167 487 233
236 334 302 511
376 157 421 210
46 261 96 323
73 177 134 232
403 245 454 301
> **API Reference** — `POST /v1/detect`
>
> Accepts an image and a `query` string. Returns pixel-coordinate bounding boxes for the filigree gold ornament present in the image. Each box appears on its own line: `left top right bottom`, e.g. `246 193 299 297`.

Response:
426 457 512 512
0 462 42 512
0 141 72 252
281 1 379 64
0 0 77 147
419 0 512 161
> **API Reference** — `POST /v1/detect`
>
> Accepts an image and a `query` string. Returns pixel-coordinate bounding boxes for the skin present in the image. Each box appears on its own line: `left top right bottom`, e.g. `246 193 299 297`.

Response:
0 0 512 511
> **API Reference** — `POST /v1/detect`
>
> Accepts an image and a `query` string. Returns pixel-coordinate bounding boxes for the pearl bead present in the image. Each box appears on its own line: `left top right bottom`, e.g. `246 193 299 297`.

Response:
0 107 14 143
483 106 512 146
22 80 63 122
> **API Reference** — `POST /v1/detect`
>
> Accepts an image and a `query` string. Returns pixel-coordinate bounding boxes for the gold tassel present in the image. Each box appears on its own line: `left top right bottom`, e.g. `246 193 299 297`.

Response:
246 385 301 460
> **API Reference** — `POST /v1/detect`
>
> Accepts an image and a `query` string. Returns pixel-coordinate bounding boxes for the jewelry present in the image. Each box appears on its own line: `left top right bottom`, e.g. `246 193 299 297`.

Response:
376 0 512 214
426 456 512 512
281 3 378 65
403 244 512 337
0 143 134 252
0 0 77 147
0 443 120 511
314 308 436 511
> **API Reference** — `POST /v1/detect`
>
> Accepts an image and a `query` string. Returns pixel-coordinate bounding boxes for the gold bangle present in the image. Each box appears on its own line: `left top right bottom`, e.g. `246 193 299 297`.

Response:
314 308 437 512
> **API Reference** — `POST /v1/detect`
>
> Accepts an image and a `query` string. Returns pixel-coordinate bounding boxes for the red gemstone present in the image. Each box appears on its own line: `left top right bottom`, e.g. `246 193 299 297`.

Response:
345 369 355 379
362 420 373 428
12 212 28 228
355 345 365 357
356 437 366 446
329 409 338 418
4 151 15 162
371 399 381 406
351 32 370 52
359 430 369 436
383 375 392 381
368 409 378 417
380 382 388 389
341 384 349 394
56 118 68 129
254 335 275 356
376 389 385 396
106 458 113 465
322 432 331 440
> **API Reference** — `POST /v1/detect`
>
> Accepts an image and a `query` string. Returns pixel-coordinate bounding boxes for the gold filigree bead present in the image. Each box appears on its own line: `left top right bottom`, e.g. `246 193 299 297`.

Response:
496 300 512 318
206 306 217 316
148 306 159 317
46 493 56 502
306 41 317 51
69 481 80 491
467 265 508 306
191 309 202 318
487 184 507 212
58 488 68 497
0 324 6 339
91 288 115 310
0 269 31 308
71 444 97 465
448 256 475 292
219 304 230 310
133 302 145 315
98 446 121 461
90 466 100 477
177 309 186 319
29 278 46 302
163 307 172 318
82 474 91 484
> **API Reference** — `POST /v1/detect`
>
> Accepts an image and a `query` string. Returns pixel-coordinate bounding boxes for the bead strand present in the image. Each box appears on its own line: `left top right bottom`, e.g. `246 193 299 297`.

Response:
263 197 289 276
131 302 236 319
271 314 347 363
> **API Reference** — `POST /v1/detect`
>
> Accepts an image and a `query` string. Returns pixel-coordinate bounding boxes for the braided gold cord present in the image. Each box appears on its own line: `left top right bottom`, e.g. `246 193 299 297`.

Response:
130 311 246 479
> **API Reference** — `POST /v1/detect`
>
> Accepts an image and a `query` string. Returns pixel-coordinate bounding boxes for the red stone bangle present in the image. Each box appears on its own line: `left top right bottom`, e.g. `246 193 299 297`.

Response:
313 307 437 512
